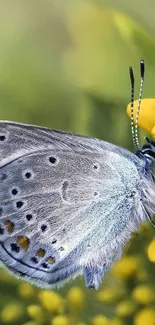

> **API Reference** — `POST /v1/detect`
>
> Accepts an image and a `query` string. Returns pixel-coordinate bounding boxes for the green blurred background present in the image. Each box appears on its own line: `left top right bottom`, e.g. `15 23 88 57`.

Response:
0 1 155 325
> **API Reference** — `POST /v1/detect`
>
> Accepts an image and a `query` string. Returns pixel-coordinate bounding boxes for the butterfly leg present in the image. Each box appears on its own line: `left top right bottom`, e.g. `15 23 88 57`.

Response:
83 243 123 289
83 265 105 289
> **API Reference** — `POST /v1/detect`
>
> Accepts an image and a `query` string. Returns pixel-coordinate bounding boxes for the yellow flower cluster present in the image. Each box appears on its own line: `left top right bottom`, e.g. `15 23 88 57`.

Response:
126 99 155 138
134 308 155 325
1 303 24 323
147 238 155 263
111 255 140 278
132 285 155 304
0 238 155 325
38 290 65 314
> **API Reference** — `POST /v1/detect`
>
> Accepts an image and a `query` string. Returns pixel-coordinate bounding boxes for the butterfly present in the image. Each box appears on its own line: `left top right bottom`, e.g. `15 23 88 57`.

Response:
0 60 155 290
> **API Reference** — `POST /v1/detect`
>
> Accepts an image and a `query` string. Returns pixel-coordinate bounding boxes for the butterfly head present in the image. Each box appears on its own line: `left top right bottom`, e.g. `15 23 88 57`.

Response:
128 60 155 227
135 137 155 179
128 60 155 163
140 137 155 161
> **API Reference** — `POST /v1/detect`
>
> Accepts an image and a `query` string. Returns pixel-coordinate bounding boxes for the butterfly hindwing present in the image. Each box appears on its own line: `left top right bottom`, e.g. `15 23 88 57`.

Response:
0 121 143 288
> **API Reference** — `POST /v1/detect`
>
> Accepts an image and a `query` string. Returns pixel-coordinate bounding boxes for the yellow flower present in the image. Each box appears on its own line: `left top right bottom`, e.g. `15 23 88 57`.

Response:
134 308 155 325
97 288 120 303
39 290 65 313
147 238 155 263
132 285 155 304
126 98 155 138
1 303 23 323
111 256 140 278
27 305 44 322
67 286 85 308
18 282 35 298
116 300 136 317
91 314 109 325
51 315 70 325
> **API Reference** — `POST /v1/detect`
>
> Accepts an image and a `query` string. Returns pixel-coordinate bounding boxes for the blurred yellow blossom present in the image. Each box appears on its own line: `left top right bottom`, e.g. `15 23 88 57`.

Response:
134 308 155 325
132 285 155 304
39 290 65 313
51 315 70 325
115 300 136 317
27 304 44 322
126 99 155 138
147 238 155 262
67 286 85 308
1 303 24 323
97 288 120 303
18 282 35 298
111 256 140 278
91 314 109 325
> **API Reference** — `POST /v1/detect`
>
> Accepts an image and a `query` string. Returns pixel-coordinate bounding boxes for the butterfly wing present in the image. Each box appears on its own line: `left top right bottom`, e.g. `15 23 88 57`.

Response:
0 121 142 289
0 121 140 165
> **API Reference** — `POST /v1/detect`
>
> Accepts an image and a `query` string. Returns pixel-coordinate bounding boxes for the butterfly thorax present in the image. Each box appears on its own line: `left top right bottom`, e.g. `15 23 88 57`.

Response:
134 140 155 227
136 137 155 179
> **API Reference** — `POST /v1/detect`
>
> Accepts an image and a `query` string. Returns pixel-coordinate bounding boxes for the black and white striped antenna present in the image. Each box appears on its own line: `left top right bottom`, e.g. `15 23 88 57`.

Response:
129 60 145 150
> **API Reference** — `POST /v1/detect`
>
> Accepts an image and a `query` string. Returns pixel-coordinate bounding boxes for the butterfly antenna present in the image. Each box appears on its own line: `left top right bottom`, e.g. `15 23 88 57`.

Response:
129 65 137 149
134 60 145 150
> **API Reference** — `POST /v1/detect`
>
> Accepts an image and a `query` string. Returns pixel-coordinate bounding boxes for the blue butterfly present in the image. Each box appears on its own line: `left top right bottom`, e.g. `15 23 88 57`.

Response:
0 60 154 290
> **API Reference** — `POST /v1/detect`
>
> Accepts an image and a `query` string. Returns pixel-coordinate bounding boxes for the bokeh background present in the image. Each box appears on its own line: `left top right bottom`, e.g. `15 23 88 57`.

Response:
0 1 155 325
